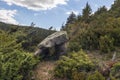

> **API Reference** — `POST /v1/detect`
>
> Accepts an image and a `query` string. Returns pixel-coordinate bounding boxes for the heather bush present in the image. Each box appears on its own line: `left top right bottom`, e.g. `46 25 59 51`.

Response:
87 71 105 80
0 50 39 80
54 50 95 79
110 62 120 80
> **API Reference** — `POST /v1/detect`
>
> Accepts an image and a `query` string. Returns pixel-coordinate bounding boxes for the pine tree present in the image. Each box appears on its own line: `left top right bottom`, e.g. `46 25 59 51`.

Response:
95 6 107 15
66 12 76 25
111 0 120 9
60 23 65 31
77 14 82 21
82 2 92 23
110 0 120 17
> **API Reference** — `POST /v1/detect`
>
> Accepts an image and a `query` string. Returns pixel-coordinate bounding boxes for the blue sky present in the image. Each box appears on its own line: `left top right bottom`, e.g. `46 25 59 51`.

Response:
0 0 115 30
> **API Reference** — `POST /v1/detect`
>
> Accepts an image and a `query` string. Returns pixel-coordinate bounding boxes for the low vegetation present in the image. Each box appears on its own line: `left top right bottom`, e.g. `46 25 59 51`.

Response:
0 50 39 80
0 23 54 80
0 0 120 80
54 50 95 80
110 62 120 79
62 0 120 53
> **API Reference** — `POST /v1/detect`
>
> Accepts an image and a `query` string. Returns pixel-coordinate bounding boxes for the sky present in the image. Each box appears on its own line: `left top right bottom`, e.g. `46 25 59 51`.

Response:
0 0 115 30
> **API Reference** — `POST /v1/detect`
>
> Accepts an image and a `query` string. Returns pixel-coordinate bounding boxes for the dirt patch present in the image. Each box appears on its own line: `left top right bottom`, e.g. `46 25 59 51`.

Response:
33 61 68 80
33 61 56 80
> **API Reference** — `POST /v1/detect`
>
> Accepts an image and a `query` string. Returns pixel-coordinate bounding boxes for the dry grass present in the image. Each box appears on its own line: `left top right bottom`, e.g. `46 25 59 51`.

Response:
33 50 120 80
33 61 56 80
33 61 68 80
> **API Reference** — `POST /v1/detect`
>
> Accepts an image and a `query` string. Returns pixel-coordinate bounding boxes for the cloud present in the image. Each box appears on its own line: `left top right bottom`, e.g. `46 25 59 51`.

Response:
0 9 18 24
2 0 69 11
66 10 79 15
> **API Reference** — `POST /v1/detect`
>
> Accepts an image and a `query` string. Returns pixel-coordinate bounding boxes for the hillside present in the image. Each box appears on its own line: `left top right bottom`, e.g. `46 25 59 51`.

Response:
0 0 120 80
62 1 120 53
0 22 55 52
57 0 120 80
0 22 55 80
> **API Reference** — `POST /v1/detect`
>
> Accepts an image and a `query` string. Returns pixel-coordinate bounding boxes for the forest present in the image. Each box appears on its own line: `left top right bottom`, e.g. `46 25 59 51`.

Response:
0 0 120 80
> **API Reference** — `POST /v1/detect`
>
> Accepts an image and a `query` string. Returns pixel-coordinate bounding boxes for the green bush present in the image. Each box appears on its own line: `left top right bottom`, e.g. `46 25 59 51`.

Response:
0 50 39 80
72 70 86 80
87 71 105 80
54 50 95 79
68 41 82 52
99 35 115 53
110 62 120 80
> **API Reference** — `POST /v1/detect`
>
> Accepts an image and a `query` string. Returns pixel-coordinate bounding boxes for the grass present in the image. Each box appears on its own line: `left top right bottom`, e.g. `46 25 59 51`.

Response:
33 61 56 80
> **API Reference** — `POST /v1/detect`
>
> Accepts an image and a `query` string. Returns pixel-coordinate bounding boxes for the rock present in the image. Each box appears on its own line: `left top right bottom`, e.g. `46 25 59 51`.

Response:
34 31 68 57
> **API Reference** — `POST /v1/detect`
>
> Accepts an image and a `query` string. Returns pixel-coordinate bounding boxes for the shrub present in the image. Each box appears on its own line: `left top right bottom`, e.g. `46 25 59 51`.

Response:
87 71 105 80
110 62 120 80
99 35 115 53
0 50 39 80
72 70 86 80
68 41 82 52
54 50 95 79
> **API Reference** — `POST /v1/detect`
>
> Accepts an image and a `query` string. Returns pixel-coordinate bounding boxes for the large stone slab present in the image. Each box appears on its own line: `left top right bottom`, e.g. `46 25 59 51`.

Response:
34 31 68 56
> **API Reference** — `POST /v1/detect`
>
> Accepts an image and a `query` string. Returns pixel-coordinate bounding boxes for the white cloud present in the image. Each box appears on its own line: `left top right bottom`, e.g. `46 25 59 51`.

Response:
66 10 79 15
2 0 69 11
0 9 18 24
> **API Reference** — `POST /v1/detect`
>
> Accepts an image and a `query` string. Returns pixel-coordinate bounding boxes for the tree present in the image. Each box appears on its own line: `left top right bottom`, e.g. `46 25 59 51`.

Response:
30 22 35 27
77 14 82 21
82 2 92 23
60 23 65 31
110 0 120 17
95 6 107 15
111 0 120 10
66 12 77 25
49 26 53 30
